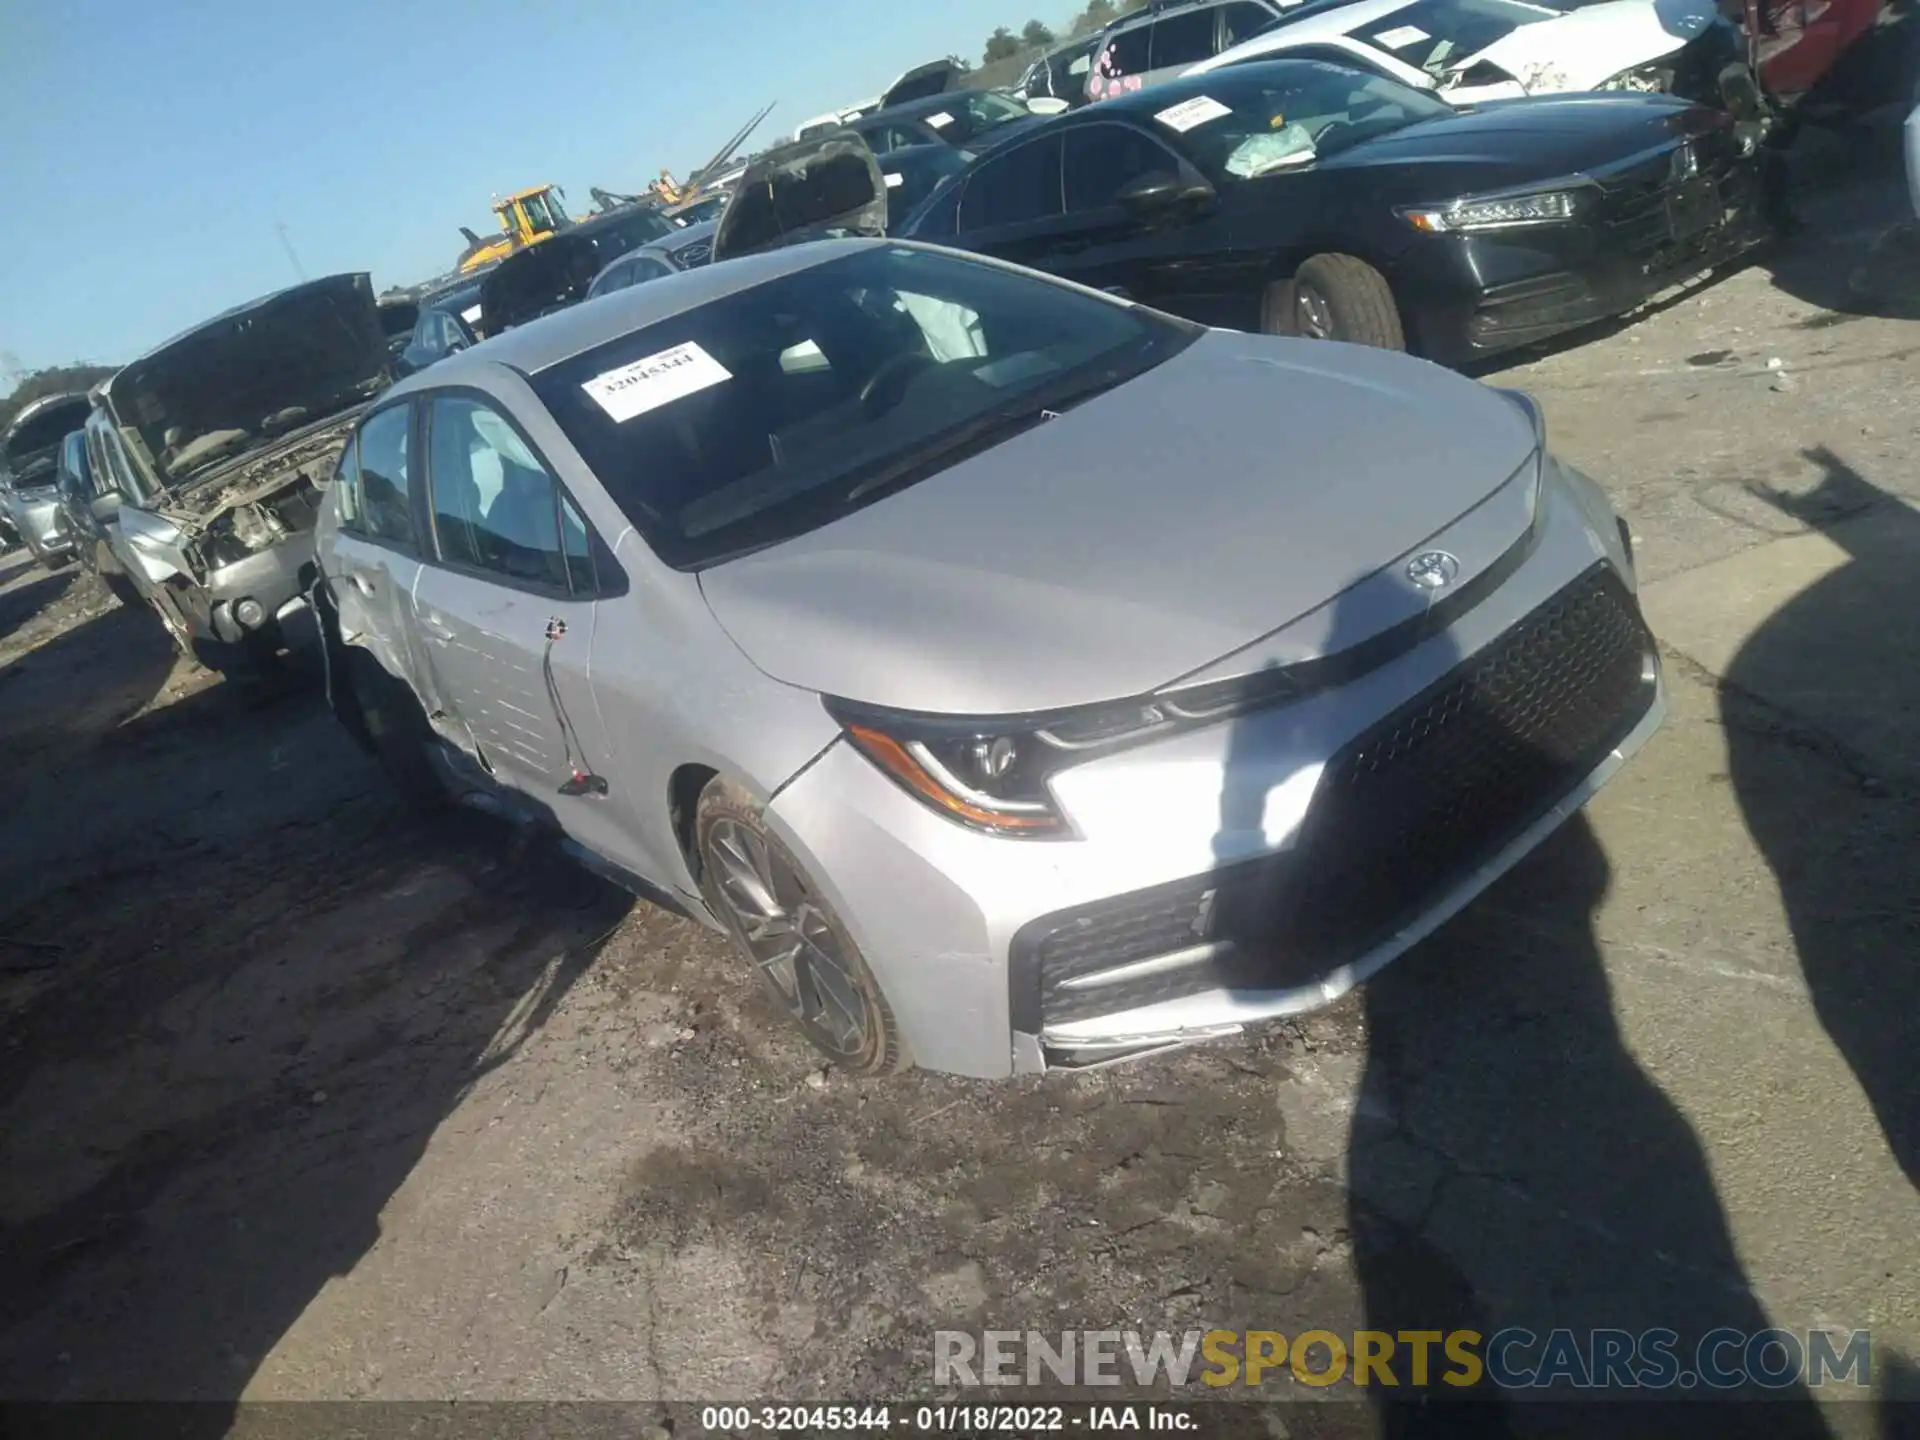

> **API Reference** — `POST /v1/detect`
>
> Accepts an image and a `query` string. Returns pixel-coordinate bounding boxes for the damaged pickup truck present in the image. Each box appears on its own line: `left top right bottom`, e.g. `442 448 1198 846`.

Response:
91 273 392 678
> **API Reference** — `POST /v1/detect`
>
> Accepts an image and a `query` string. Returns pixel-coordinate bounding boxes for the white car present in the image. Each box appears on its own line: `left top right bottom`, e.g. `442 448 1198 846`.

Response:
1185 0 1752 116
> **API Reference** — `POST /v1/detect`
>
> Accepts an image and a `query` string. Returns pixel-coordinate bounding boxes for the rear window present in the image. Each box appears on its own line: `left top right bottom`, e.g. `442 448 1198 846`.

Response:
4 398 93 482
528 245 1194 569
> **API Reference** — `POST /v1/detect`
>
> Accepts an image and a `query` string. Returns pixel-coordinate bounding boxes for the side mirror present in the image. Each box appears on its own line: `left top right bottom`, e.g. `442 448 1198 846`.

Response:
1117 169 1214 216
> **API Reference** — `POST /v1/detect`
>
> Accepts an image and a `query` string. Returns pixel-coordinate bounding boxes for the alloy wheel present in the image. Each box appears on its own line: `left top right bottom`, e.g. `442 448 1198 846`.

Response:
706 818 869 1056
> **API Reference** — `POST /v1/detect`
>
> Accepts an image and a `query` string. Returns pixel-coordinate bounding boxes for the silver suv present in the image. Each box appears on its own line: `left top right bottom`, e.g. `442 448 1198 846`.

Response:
314 240 1663 1078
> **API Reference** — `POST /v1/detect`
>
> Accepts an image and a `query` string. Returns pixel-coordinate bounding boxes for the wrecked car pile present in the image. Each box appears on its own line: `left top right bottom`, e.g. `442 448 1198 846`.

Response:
92 273 391 676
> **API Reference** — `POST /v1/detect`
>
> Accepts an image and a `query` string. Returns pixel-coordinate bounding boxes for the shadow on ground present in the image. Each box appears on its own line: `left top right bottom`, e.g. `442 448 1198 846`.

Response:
1723 454 1920 1193
0 566 635 1414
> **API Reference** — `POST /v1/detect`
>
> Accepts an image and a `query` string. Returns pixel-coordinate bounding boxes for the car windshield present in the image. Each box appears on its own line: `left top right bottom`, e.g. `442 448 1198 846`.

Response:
530 245 1197 569
1151 62 1454 179
1344 0 1569 78
925 92 1030 143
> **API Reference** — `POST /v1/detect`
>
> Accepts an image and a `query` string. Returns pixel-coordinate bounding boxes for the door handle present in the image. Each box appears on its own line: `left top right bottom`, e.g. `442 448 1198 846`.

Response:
349 572 376 596
418 610 455 641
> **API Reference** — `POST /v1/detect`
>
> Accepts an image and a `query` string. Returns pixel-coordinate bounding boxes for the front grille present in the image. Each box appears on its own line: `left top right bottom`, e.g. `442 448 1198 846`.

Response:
1014 565 1657 1028
1599 133 1758 267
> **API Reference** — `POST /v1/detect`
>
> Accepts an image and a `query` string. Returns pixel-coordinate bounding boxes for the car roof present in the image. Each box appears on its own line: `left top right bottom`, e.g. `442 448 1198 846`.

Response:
1221 0 1417 45
385 238 887 390
1105 0 1237 35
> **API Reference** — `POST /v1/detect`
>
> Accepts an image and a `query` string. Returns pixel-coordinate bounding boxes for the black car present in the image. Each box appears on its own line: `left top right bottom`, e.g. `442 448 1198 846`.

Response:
585 221 720 298
1017 34 1104 108
849 90 1044 155
900 59 1777 361
878 143 975 231
52 428 141 605
397 278 486 375
478 203 680 334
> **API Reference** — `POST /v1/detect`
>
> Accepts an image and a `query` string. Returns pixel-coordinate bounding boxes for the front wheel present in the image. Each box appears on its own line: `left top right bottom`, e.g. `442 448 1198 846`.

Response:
1264 254 1407 351
695 781 908 1075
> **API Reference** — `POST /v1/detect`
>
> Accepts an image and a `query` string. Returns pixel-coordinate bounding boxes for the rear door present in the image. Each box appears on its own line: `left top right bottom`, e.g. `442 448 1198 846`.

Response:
1054 121 1258 325
410 392 626 852
327 401 432 691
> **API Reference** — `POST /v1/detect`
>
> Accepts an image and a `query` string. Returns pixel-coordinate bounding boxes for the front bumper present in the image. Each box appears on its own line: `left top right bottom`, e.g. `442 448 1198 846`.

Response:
766 461 1664 1078
1397 149 1774 363
183 533 318 651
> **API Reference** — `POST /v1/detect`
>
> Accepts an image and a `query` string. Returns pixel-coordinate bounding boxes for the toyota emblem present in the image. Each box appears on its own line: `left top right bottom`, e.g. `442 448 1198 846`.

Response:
1406 551 1461 590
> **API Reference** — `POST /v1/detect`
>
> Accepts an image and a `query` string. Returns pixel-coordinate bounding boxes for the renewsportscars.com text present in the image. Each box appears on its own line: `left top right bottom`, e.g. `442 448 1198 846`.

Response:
934 1328 1872 1391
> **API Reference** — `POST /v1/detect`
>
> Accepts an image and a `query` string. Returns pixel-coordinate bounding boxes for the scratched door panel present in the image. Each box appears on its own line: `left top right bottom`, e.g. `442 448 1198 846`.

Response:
411 565 594 796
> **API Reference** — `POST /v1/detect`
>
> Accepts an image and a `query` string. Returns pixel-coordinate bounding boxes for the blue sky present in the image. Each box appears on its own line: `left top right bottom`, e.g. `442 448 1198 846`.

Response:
0 0 1074 376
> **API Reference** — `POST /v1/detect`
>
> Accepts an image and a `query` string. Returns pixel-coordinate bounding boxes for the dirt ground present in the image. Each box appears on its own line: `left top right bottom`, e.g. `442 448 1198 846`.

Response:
4 68 1920 1438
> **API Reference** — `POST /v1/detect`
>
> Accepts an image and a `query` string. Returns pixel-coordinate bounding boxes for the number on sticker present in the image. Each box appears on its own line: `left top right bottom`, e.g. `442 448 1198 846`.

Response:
1154 95 1233 132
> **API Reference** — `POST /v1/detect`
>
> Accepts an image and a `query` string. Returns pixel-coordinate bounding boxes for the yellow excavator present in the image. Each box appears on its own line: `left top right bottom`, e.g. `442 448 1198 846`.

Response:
455 184 571 275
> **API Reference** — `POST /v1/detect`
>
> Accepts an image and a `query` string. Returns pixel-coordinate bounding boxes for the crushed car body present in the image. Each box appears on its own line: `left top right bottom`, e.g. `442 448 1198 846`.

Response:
92 272 390 674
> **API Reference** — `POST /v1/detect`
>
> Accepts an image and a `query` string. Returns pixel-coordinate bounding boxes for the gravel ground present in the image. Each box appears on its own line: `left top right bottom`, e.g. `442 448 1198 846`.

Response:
2 68 1918 1440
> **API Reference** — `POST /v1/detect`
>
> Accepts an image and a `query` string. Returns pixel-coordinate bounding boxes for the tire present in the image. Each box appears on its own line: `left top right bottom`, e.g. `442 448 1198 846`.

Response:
694 780 909 1075
346 650 447 808
1265 254 1406 351
101 569 142 609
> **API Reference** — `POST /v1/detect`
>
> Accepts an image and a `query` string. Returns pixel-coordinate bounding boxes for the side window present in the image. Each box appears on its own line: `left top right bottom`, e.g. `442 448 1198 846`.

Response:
957 135 1064 230
590 260 634 297
1150 8 1222 67
426 395 569 591
333 433 364 530
1222 0 1277 45
1065 125 1183 211
631 257 672 284
1103 27 1151 76
357 404 416 548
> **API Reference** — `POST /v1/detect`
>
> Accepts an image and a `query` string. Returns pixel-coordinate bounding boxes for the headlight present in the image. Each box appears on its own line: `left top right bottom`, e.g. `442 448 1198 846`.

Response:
828 665 1329 838
1597 62 1675 93
1401 190 1583 234
829 696 1172 837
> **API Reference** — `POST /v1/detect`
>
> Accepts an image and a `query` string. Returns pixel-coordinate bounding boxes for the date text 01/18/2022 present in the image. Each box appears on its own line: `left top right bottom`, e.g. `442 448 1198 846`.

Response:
697 1404 1198 1431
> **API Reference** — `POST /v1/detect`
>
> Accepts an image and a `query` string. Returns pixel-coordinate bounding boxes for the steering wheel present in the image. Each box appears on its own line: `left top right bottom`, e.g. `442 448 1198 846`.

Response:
858 351 937 416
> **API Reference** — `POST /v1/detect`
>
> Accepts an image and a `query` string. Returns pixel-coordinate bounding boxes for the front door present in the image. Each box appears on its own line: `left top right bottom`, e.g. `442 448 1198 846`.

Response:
1052 121 1253 325
411 392 635 866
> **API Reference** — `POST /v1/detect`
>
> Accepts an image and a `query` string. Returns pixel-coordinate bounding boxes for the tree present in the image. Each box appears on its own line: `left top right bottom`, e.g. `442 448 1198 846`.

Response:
1021 18 1056 47
982 26 1022 63
1071 0 1119 35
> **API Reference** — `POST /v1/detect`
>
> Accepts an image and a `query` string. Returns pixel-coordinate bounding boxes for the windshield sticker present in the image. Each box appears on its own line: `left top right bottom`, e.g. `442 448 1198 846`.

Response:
925 111 956 129
461 304 483 323
1374 24 1431 48
1154 95 1233 132
582 341 732 423
885 171 905 187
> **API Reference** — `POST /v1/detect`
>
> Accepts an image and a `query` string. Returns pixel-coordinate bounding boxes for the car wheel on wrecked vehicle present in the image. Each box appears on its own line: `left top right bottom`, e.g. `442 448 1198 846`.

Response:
695 781 909 1075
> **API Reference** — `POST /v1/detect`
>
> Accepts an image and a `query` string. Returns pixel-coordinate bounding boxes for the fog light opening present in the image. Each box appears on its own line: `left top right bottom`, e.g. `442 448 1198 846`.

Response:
234 597 267 630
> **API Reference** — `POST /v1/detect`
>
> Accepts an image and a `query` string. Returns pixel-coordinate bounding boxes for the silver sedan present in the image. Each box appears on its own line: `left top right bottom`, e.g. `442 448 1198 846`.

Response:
314 239 1664 1078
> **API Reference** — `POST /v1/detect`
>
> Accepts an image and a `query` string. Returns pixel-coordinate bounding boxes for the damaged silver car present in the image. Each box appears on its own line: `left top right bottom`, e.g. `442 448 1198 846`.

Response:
90 273 391 678
314 237 1664 1079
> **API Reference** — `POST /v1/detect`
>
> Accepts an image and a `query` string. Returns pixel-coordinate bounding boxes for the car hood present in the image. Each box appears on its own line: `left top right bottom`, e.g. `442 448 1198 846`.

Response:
1321 92 1709 188
881 59 961 108
698 330 1538 715
711 133 888 262
1460 0 1716 91
108 273 389 493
